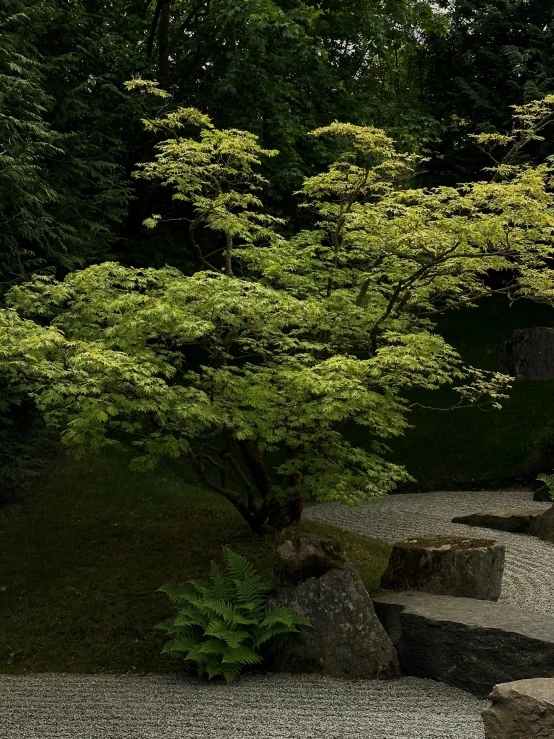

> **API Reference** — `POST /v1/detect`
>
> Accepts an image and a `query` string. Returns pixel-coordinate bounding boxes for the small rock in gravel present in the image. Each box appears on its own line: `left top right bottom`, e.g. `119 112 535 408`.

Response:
528 504 554 543
452 509 542 534
482 678 554 738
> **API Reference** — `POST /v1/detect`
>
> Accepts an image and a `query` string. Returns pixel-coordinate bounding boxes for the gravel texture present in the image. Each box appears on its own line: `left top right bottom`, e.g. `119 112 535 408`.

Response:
0 673 486 739
304 489 553 615
3 489 550 739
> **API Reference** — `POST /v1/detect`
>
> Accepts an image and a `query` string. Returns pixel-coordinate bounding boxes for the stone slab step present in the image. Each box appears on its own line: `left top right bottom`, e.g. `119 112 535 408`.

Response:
373 591 554 697
451 509 542 533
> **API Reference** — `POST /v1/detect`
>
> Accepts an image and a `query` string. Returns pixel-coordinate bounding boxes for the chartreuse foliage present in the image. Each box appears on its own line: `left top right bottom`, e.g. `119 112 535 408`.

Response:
157 547 311 682
2 98 554 531
125 81 282 275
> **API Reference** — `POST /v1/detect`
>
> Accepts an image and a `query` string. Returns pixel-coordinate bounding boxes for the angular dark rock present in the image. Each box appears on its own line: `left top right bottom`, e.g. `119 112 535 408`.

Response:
452 509 542 534
499 327 554 380
373 591 554 697
482 679 554 739
270 530 400 679
528 504 554 543
380 535 505 601
533 487 552 502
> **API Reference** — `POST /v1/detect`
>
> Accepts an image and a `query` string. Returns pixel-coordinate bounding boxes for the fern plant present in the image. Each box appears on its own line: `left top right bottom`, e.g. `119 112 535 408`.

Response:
156 547 311 683
537 473 554 501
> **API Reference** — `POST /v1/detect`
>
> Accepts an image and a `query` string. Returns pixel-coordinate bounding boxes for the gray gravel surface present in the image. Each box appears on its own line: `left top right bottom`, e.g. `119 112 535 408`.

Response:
4 489 550 739
304 489 553 615
0 673 486 739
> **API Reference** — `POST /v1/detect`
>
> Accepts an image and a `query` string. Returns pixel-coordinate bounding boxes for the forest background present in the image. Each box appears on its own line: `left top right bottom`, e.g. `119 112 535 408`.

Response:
2 0 554 497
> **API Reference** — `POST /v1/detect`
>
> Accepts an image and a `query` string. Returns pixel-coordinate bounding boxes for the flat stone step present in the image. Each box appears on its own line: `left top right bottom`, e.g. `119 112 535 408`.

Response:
451 509 542 533
380 535 504 600
373 591 554 697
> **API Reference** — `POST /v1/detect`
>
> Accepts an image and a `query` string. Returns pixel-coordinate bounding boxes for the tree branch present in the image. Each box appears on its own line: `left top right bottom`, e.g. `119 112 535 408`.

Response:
187 448 257 527
189 222 218 271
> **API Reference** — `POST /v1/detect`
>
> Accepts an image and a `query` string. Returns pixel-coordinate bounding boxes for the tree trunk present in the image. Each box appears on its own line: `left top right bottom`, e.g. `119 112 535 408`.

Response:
158 0 170 87
188 441 304 535
266 492 303 530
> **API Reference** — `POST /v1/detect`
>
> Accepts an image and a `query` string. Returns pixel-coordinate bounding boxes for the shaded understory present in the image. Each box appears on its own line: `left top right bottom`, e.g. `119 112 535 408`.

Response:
0 446 390 674
391 297 554 490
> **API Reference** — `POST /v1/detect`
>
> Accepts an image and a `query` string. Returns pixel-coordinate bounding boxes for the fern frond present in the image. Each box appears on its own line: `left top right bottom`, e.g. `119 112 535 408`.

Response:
154 619 178 633
188 579 211 596
223 547 263 586
157 582 190 604
252 623 299 648
198 639 228 655
219 664 242 683
221 645 263 665
204 623 250 648
161 633 196 656
537 472 554 500
157 548 307 682
232 579 266 608
262 605 311 628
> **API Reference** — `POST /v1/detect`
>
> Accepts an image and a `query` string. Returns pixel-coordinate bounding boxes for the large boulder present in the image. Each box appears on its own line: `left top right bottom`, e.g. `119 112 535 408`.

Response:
270 530 400 679
380 535 505 601
452 509 542 534
482 679 554 739
373 591 554 697
499 327 554 380
528 505 554 543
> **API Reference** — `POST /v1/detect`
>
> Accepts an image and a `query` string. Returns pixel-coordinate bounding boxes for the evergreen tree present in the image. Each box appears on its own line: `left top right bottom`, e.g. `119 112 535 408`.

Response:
0 1 59 287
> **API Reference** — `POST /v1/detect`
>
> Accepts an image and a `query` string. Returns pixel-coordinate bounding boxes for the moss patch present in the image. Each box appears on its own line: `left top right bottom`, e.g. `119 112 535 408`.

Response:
398 535 496 550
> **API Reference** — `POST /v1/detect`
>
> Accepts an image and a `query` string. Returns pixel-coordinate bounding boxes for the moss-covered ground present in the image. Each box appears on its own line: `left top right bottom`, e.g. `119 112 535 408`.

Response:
0 446 390 674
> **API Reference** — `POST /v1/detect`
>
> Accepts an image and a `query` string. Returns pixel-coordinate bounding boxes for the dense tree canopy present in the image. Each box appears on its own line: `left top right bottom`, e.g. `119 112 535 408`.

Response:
0 0 145 286
3 0 552 281
2 0 554 504
1 0 447 284
3 98 554 529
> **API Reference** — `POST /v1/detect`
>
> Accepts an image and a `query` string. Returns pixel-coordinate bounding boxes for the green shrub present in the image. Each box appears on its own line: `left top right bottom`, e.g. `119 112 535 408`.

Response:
156 547 311 682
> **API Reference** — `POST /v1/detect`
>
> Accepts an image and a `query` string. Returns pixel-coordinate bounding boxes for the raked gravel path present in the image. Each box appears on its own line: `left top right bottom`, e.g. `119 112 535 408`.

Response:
2 489 551 739
304 488 554 615
1 673 486 739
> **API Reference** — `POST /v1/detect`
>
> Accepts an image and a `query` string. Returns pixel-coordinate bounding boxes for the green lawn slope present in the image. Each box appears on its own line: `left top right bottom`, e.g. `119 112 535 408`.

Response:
0 446 389 674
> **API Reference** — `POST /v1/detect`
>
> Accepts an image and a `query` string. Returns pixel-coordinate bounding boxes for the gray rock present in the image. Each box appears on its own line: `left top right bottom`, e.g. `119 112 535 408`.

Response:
270 561 400 679
452 509 542 534
373 591 554 697
380 535 505 601
528 504 554 543
274 528 347 585
499 327 554 380
482 679 554 738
